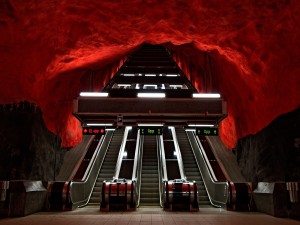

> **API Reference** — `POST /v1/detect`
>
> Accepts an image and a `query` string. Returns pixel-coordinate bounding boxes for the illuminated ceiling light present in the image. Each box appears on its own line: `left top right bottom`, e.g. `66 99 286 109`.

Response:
138 123 164 126
161 84 165 89
123 73 135 76
169 85 182 89
173 151 177 156
106 128 116 131
144 84 157 89
159 74 163 76
135 84 140 89
137 93 165 98
166 74 178 77
138 73 143 76
118 84 131 87
145 74 156 77
188 124 214 127
193 93 221 98
80 92 109 97
123 151 127 158
86 123 113 126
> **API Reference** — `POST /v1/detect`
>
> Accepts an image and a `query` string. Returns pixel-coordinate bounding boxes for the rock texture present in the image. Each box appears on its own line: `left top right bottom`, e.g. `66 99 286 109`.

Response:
0 102 64 180
235 108 300 182
0 0 299 148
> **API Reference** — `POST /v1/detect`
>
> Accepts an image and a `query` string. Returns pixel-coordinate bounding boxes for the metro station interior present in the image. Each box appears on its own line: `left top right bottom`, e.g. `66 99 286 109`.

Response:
0 1 300 225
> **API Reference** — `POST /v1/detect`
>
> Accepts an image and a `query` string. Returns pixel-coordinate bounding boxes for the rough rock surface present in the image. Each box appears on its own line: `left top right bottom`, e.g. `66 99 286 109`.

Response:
0 102 64 180
0 0 300 148
235 108 300 182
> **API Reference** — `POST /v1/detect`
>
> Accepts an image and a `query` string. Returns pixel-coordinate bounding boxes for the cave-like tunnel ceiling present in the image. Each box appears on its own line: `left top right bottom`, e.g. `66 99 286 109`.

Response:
0 0 299 149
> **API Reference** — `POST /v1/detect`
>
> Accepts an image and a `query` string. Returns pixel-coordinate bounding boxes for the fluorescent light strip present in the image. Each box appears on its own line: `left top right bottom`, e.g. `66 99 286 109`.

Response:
145 74 156 77
106 128 116 131
138 123 164 127
144 84 157 89
135 84 140 89
80 92 109 97
170 85 182 89
161 84 165 89
137 93 165 98
166 74 178 77
118 84 131 87
86 123 113 126
123 73 135 76
188 124 214 127
193 93 221 98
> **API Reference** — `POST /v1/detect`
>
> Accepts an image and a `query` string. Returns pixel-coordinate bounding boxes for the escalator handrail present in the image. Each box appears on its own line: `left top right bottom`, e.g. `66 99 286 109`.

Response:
113 127 130 179
132 129 141 180
157 135 167 207
159 135 168 181
69 131 114 208
197 136 218 182
186 131 228 207
170 127 186 180
81 135 105 181
136 132 144 207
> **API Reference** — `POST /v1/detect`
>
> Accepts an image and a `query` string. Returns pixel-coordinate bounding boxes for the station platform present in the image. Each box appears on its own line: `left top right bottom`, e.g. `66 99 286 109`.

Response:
0 206 298 225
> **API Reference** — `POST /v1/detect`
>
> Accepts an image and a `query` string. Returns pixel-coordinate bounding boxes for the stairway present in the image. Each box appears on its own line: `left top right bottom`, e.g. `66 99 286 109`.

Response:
88 128 124 205
175 128 210 205
139 136 160 206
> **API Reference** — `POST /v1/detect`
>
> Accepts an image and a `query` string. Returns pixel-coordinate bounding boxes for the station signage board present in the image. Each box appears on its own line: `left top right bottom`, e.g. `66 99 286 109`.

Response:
140 127 163 135
82 126 106 135
196 127 218 136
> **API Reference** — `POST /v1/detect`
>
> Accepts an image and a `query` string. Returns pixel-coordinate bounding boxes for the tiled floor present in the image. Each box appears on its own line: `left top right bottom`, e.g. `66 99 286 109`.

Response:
0 206 299 225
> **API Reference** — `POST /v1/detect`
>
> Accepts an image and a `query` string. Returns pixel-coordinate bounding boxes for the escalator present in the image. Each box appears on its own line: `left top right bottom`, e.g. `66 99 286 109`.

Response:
175 127 210 205
88 128 125 205
139 136 160 206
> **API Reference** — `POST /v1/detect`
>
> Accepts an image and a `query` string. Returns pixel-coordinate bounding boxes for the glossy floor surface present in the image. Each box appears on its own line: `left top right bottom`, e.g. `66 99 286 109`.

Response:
0 206 299 225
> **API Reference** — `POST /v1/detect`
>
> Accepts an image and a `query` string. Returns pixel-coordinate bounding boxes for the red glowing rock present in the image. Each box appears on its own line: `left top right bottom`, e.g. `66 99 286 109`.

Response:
0 0 299 148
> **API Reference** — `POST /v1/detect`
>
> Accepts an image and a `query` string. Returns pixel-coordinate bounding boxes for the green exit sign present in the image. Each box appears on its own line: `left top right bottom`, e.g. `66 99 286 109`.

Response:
140 127 163 135
196 127 218 136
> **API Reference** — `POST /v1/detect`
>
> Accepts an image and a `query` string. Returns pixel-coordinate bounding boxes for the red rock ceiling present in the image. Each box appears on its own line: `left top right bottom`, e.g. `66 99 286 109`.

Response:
0 0 300 148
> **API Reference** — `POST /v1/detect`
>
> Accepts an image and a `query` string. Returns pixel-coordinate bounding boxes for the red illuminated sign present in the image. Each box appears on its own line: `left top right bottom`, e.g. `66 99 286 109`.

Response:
82 127 106 135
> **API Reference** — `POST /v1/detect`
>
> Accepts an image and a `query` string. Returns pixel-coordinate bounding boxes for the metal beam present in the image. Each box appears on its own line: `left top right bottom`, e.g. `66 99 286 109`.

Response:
73 97 227 126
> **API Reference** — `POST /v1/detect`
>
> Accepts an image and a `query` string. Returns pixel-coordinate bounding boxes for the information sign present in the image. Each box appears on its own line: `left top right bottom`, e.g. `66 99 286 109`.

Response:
82 126 106 135
196 127 218 136
140 127 163 135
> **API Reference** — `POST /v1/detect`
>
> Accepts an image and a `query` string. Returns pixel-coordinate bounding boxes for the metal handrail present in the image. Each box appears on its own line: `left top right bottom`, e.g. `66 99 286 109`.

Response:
81 135 104 181
170 127 186 180
157 135 167 207
113 127 130 179
132 129 141 180
186 131 228 207
136 132 144 207
159 135 168 181
69 131 114 208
